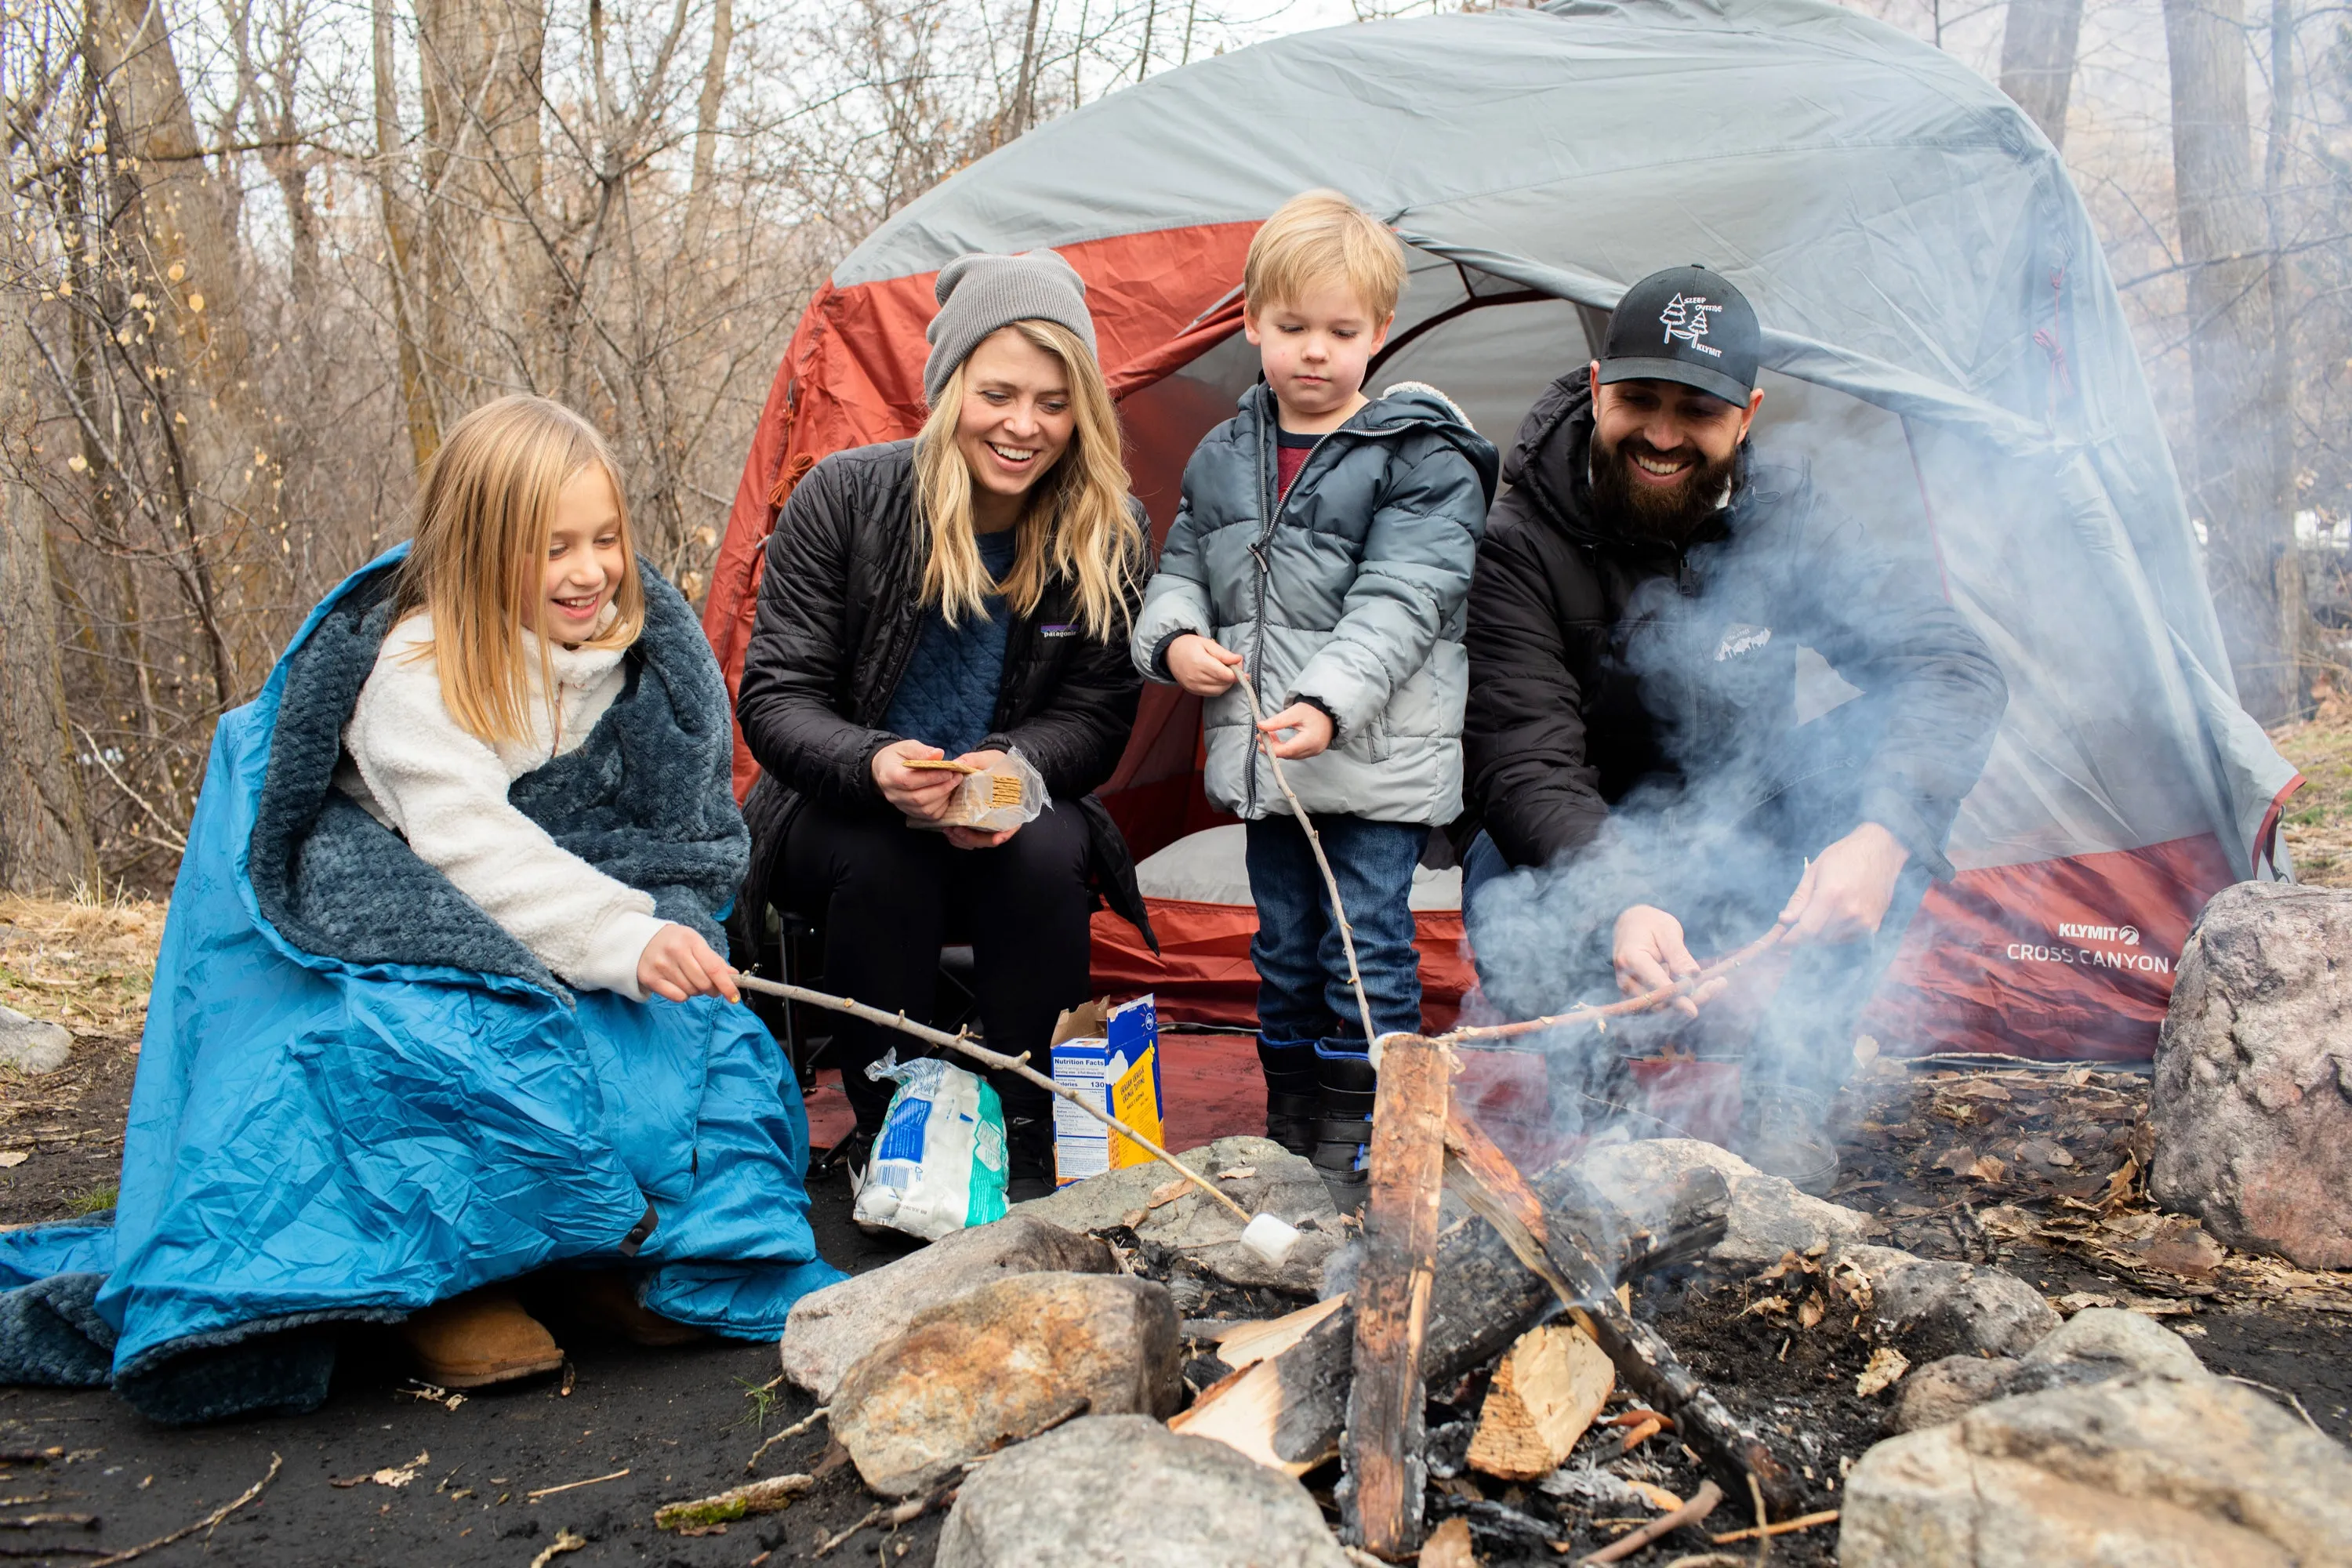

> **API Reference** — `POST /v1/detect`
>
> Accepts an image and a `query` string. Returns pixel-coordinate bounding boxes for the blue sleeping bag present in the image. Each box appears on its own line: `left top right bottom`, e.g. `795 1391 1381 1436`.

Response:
0 548 841 1422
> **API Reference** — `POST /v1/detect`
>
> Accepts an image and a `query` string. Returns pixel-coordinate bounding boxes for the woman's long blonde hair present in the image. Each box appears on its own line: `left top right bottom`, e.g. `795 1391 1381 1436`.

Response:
394 394 645 746
913 320 1142 637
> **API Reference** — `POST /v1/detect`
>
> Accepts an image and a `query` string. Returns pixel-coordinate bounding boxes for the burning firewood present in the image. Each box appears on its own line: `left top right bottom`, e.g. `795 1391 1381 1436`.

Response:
1465 1323 1616 1482
1171 1156 1730 1480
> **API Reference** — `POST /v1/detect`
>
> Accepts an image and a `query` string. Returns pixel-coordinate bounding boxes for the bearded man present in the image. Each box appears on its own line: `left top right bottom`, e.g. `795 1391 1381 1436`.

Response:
1460 265 2007 1194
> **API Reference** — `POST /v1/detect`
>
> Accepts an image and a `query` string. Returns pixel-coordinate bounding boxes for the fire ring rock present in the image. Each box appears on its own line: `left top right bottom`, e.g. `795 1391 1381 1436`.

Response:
777 1214 1112 1402
1844 1370 2352 1566
830 1272 1181 1497
935 1414 1349 1568
2151 882 2352 1269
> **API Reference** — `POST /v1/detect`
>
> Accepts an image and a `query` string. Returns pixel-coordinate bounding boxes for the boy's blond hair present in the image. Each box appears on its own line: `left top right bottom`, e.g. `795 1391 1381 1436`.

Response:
1243 190 1406 321
394 394 644 746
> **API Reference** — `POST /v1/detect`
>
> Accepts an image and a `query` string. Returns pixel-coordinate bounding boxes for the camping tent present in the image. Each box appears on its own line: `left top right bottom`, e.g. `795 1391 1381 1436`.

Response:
705 0 2303 1061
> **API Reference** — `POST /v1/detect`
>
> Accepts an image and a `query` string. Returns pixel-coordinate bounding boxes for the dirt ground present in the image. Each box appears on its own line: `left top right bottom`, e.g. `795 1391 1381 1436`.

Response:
0 898 2347 1565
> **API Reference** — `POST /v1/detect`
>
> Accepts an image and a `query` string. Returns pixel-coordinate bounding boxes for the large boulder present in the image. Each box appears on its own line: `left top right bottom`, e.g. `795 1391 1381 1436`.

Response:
778 1214 1112 1401
1011 1135 1341 1293
935 1414 1349 1568
2151 881 2352 1269
1570 1138 1875 1269
831 1272 1181 1497
1845 1371 2352 1566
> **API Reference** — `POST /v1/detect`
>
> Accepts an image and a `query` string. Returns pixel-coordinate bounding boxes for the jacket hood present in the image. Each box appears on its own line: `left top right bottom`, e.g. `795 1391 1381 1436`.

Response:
1238 380 1502 508
1501 371 1748 556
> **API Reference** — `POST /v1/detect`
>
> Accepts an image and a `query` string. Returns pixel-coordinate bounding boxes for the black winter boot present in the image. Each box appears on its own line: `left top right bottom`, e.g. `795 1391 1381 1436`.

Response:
1004 1112 1056 1203
1310 1047 1379 1208
1257 1038 1321 1156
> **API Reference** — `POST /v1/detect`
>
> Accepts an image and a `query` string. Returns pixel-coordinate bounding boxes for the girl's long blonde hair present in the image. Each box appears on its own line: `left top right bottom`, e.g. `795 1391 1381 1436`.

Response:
913 319 1142 637
394 394 644 746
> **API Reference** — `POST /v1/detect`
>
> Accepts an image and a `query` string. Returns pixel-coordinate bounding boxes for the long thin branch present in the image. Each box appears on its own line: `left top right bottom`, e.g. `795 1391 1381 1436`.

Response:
734 975 1253 1227
1439 922 1792 1046
1232 671 1377 1051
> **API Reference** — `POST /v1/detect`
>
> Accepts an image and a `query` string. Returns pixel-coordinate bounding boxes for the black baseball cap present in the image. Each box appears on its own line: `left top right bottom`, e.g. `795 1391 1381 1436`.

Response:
1599 264 1760 407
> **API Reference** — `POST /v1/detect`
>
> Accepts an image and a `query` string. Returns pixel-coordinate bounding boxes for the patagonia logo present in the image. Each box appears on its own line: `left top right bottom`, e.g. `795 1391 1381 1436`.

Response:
1039 623 1079 640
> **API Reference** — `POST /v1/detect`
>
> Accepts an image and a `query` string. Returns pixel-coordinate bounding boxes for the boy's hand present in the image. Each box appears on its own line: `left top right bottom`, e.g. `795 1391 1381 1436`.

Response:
1612 905 1727 1019
1258 701 1334 760
638 922 740 1004
1167 633 1243 696
872 738 960 820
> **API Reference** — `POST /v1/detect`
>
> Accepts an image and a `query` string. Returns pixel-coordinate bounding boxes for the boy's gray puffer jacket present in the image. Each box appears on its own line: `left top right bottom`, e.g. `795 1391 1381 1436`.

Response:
1131 382 1500 825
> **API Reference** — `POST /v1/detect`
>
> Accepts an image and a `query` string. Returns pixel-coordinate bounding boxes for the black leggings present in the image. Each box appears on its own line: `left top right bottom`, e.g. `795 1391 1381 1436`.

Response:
781 795 1094 1134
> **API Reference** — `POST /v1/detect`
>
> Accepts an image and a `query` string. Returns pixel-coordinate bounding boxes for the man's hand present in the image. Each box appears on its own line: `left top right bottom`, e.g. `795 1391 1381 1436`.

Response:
871 738 962 820
1167 633 1243 696
1258 702 1334 760
637 922 740 1004
1780 822 1911 945
1612 904 1730 1018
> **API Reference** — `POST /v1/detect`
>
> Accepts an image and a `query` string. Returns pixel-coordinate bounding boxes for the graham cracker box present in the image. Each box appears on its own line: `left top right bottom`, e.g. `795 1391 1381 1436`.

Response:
1047 994 1164 1188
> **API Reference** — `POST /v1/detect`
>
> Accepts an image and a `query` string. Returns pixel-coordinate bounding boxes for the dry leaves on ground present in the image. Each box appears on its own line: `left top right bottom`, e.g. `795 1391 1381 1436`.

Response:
0 896 166 1038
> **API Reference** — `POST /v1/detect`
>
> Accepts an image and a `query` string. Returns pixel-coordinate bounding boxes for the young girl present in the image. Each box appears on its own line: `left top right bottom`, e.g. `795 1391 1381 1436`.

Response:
0 395 837 1421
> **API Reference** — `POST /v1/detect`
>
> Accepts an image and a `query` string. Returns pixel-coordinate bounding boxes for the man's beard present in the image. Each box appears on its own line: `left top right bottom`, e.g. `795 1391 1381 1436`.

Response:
1589 432 1737 545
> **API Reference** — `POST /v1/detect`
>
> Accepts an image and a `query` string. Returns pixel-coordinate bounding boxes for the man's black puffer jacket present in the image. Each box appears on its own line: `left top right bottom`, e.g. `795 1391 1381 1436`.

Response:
735 439 1153 944
1464 374 2008 885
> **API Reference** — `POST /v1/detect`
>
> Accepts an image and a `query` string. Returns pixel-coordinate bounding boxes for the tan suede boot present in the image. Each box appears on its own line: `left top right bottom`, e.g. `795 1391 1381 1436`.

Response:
568 1272 706 1348
398 1288 564 1388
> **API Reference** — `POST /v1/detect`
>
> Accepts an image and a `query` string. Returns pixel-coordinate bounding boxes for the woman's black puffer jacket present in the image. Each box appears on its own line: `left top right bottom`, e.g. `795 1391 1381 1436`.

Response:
735 438 1154 945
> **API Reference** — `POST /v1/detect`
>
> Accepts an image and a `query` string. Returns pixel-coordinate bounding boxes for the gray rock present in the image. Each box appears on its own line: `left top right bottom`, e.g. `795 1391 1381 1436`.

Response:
1893 1356 2025 1433
1892 1307 2209 1432
1838 1243 2060 1358
779 1215 1112 1401
935 1414 1348 1568
1011 1135 1341 1293
2024 1305 2207 1381
2151 882 2352 1269
1845 1371 2352 1566
0 1006 71 1076
832 1272 1181 1497
1571 1137 1875 1270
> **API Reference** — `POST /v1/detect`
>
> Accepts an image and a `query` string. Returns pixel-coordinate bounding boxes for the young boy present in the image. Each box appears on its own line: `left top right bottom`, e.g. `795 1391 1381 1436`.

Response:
1131 191 1498 1200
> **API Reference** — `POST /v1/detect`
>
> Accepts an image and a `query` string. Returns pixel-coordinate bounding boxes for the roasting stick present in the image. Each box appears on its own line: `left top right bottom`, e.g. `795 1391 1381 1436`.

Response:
733 973 1302 1257
1440 920 1793 1047
1234 671 1380 1052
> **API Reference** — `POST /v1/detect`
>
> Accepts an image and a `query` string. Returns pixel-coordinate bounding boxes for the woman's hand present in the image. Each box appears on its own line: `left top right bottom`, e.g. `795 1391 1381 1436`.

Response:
872 738 963 820
943 750 1016 850
637 922 740 1004
1167 634 1243 697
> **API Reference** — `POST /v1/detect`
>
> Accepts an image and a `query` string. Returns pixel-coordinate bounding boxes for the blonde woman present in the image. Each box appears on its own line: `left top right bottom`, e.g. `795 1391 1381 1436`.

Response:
735 251 1151 1199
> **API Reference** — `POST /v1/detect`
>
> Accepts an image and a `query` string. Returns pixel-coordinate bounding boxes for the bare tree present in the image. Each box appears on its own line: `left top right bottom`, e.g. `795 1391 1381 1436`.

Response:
2001 0 2086 147
2164 0 2308 723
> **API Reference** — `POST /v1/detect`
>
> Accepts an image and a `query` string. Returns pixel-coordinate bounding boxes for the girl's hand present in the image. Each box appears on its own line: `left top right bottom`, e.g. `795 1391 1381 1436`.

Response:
1257 701 1334 760
1167 634 1243 696
944 750 1016 850
872 738 962 820
638 922 740 1004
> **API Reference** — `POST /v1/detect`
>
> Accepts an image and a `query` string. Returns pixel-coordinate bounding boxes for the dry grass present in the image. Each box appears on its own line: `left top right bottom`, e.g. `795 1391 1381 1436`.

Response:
0 892 168 1039
2274 678 2352 887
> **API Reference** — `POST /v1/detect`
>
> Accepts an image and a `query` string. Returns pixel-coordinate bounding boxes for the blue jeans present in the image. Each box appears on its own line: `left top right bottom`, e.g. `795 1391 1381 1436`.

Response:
1246 815 1426 1058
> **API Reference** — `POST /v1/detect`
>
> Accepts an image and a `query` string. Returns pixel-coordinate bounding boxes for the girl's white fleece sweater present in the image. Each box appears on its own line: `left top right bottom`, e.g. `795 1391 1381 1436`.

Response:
334 610 668 999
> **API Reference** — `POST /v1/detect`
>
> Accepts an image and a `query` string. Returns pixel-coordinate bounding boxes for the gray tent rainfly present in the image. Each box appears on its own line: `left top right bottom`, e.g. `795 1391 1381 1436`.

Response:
707 0 2301 1060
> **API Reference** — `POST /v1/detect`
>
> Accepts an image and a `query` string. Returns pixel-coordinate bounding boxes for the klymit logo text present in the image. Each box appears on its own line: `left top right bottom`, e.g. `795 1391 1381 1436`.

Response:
2056 922 2140 946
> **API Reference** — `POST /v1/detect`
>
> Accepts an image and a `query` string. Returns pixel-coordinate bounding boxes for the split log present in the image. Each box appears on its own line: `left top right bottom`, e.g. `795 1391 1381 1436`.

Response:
1439 1109 1804 1517
1466 1323 1616 1481
1172 1158 1729 1477
1343 1034 1453 1555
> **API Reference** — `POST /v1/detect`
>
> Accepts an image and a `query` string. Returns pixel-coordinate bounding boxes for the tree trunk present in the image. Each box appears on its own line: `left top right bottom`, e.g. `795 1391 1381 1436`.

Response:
2000 0 2086 150
415 0 552 405
684 0 734 244
374 0 439 467
1 276 100 895
2163 0 2305 724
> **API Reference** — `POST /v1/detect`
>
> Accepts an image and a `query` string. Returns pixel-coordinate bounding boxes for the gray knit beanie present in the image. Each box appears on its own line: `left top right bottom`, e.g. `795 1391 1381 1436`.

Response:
923 250 1098 408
